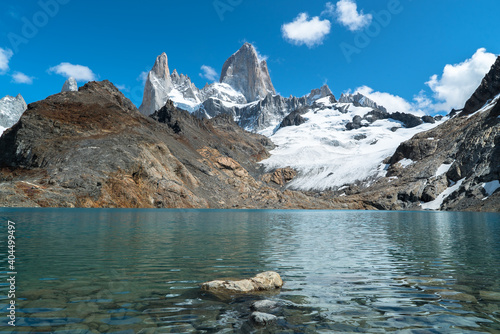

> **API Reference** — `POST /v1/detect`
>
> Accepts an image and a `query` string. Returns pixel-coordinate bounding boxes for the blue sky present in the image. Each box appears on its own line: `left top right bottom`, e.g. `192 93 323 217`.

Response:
0 0 499 115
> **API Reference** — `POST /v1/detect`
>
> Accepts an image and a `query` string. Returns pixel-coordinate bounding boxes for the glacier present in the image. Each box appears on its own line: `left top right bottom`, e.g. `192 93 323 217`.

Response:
260 97 444 191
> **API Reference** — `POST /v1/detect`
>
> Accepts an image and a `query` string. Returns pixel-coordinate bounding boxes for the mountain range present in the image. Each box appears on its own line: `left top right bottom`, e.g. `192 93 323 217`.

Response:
0 43 498 211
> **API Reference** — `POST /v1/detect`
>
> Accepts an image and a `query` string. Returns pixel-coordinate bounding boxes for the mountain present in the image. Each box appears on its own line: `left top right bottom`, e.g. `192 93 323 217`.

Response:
219 42 276 102
346 56 500 212
0 94 27 135
138 44 333 132
462 56 500 116
0 80 346 210
339 92 387 112
261 95 442 190
61 77 78 92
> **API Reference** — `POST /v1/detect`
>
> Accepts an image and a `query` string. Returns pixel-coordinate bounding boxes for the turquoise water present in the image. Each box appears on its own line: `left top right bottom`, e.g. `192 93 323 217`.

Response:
0 209 499 333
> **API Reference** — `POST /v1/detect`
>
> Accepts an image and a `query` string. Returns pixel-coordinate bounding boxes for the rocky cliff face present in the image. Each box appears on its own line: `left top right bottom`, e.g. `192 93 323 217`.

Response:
462 56 500 116
220 43 276 103
0 94 27 134
0 80 361 210
349 57 500 212
61 77 78 92
139 52 173 116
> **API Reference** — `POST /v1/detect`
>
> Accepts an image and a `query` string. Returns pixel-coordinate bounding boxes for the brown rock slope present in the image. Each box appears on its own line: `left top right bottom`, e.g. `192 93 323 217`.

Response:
0 80 361 209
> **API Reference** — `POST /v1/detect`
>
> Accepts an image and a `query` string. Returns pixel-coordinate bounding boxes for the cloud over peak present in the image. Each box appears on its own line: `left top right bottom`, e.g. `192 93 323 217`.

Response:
11 71 34 84
0 48 14 73
334 0 372 31
281 13 331 48
426 48 497 112
48 62 96 82
199 65 218 82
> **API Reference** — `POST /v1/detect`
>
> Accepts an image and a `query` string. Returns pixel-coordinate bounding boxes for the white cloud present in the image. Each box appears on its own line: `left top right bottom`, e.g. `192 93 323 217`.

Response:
426 48 497 112
335 0 372 31
321 2 336 17
138 71 148 85
115 84 129 92
11 71 34 84
282 13 331 48
48 62 96 81
355 86 425 115
199 65 218 82
0 48 13 73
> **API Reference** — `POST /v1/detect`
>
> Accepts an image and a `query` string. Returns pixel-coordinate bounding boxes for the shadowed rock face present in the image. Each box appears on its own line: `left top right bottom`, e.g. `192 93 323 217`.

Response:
462 56 500 116
220 43 276 102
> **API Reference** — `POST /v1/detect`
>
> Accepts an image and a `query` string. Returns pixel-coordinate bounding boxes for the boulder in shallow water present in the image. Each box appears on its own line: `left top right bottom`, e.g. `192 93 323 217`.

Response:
201 271 283 294
250 311 277 326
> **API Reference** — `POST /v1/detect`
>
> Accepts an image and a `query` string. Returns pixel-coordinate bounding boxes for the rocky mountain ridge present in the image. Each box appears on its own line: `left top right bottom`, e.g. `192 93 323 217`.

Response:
138 43 334 132
0 80 359 210
345 56 500 211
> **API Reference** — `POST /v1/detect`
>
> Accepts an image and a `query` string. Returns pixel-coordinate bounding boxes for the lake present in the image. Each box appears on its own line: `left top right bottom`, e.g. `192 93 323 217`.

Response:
0 209 499 333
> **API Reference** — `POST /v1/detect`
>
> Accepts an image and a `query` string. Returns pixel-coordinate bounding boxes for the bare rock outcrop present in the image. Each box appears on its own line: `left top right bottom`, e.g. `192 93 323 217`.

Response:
201 271 283 295
220 43 276 102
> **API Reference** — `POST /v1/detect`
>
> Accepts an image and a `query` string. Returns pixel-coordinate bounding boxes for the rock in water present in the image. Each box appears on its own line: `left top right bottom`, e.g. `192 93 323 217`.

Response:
61 77 78 92
201 271 283 294
250 312 277 326
220 43 276 102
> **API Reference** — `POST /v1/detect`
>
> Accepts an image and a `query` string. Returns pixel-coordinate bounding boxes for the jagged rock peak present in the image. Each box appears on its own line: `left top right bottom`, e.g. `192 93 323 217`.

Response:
139 52 174 116
220 43 276 102
61 77 78 92
151 52 170 79
462 56 500 116
307 84 335 104
339 92 387 112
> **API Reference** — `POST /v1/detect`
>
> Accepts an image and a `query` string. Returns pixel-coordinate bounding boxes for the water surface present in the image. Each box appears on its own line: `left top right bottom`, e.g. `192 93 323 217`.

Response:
0 209 499 333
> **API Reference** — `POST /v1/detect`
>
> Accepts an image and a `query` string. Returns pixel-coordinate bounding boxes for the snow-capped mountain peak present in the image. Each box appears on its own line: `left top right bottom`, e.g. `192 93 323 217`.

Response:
0 94 27 135
61 77 78 92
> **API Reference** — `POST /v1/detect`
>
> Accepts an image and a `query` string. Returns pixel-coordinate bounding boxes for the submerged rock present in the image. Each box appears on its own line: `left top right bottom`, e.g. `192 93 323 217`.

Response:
201 271 283 295
250 311 277 326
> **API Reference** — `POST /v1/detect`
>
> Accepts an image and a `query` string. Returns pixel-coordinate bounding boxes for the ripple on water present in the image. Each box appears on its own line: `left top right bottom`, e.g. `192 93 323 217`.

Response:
1 209 499 333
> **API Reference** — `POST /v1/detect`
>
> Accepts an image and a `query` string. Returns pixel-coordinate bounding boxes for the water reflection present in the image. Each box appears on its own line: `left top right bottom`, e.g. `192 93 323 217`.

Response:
0 209 499 333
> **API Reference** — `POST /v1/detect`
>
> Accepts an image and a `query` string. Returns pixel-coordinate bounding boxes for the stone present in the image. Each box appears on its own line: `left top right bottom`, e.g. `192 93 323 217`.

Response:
250 311 277 326
251 299 283 313
201 271 283 295
480 290 500 301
